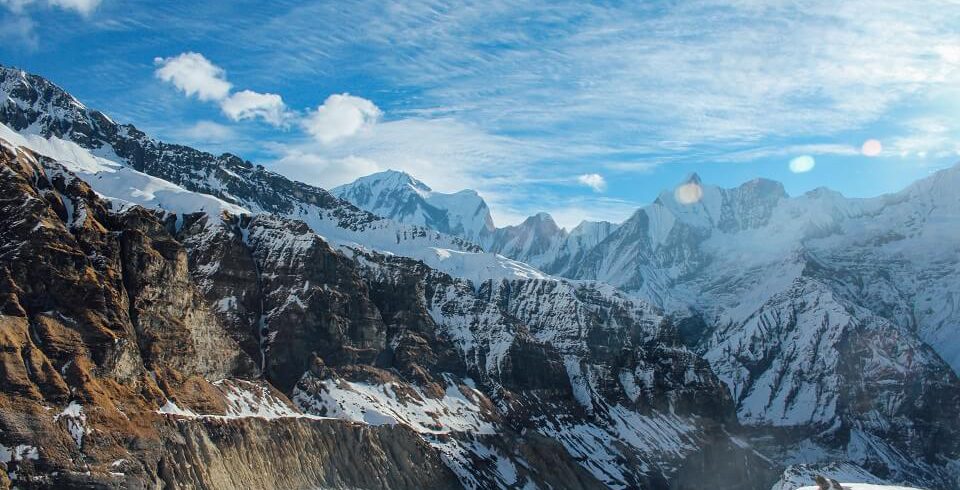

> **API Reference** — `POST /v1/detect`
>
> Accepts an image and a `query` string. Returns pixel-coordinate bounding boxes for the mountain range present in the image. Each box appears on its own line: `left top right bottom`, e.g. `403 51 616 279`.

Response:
0 65 956 490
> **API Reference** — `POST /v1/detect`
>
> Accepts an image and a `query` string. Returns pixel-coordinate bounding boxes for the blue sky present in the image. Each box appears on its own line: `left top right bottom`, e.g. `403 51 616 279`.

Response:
3 0 960 228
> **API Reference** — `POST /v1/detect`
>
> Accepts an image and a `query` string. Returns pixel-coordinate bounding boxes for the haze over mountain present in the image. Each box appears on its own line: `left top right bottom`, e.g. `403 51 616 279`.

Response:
1 65 957 490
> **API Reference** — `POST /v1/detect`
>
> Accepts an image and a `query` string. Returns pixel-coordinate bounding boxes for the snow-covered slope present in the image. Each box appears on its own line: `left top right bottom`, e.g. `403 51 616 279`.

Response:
0 66 546 286
772 461 925 490
0 123 247 219
339 163 960 488
331 170 496 245
334 170 622 273
550 170 960 488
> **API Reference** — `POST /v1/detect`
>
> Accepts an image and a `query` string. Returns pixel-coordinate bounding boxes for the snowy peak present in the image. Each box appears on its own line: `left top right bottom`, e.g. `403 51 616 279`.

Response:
569 219 619 239
332 169 496 245
521 211 561 231
357 169 433 195
332 169 624 272
486 211 565 257
643 173 788 242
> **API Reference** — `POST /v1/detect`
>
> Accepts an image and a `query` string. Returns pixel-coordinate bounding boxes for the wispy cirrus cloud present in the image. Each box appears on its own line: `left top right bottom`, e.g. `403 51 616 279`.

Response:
1 0 100 15
235 0 960 147
889 117 960 159
0 0 100 47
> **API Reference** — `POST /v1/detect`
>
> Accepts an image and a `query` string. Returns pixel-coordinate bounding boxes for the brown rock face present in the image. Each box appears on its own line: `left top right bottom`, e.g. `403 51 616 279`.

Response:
178 212 389 392
119 207 257 379
0 144 459 489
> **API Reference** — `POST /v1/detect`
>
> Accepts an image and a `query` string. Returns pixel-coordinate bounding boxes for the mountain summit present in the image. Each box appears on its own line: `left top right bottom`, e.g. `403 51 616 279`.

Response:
331 170 496 244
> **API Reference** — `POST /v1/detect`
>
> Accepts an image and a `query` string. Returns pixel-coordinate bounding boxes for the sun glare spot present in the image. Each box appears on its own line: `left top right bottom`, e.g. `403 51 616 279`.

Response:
675 182 703 204
789 155 815 173
861 139 883 157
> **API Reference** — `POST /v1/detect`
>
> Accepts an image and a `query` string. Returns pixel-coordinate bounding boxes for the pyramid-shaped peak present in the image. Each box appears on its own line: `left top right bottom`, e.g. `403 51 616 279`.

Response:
682 172 702 185
364 169 432 192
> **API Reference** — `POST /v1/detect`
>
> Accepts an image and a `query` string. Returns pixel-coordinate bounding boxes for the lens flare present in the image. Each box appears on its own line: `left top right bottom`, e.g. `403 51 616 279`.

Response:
861 139 883 157
789 155 815 173
675 182 703 204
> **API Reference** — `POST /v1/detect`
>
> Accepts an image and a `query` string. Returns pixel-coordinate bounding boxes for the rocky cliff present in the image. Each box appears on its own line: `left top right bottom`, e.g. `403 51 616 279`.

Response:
2 64 958 490
0 143 460 489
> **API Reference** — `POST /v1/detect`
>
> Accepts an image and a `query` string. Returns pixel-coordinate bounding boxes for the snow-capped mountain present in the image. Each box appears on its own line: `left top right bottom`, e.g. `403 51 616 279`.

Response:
554 170 960 487
1 65 959 490
335 161 960 487
331 170 496 245
484 213 622 275
334 170 621 272
0 66 562 285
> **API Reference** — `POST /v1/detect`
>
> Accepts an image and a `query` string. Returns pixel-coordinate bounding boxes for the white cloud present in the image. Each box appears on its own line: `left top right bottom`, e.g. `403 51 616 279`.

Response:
0 0 99 15
154 52 232 102
221 90 287 125
48 0 98 15
935 44 960 65
302 94 382 144
154 52 288 126
272 117 529 191
576 173 606 192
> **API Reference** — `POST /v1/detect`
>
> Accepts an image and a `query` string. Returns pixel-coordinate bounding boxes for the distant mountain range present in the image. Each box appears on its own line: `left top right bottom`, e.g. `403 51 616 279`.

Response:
332 170 623 275
1 64 958 490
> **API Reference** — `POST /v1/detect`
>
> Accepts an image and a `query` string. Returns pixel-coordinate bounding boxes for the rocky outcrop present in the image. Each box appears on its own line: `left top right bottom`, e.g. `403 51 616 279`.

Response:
0 143 459 489
154 417 459 490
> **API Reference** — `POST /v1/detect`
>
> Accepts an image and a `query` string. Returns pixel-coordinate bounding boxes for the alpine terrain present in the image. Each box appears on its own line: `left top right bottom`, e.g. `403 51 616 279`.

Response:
0 65 958 490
